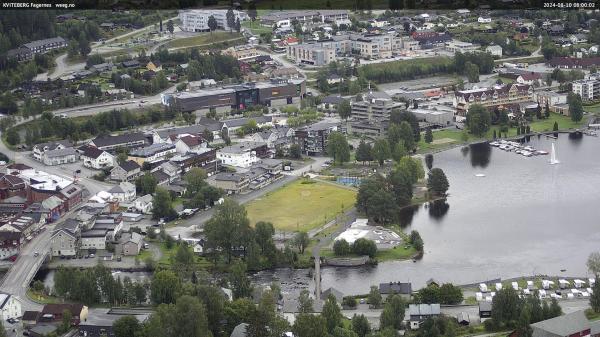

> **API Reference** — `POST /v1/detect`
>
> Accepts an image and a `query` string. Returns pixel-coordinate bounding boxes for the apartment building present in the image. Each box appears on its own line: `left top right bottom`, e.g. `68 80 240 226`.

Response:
351 91 403 121
572 75 600 101
179 9 248 32
286 43 337 66
453 84 534 115
294 122 338 155
260 10 349 28
22 37 67 55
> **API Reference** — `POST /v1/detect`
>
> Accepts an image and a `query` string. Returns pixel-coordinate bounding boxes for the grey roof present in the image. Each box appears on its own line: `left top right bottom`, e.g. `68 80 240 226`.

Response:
408 303 441 317
29 324 57 335
23 37 66 50
129 143 175 157
44 147 78 158
156 123 220 139
230 323 249 337
34 140 72 152
118 160 141 172
135 194 153 203
222 116 272 128
478 301 492 312
91 132 146 148
531 310 590 337
214 172 247 182
219 142 266 154
379 282 412 294
81 229 108 237
322 95 346 105
322 287 344 303
298 122 337 132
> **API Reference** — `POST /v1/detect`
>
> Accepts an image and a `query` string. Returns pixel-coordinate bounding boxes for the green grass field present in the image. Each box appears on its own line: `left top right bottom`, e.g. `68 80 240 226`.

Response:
166 32 243 49
245 179 357 232
242 20 272 35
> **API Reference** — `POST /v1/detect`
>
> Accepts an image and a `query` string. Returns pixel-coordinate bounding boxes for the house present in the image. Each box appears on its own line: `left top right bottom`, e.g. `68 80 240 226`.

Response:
89 133 147 152
40 303 88 325
409 304 441 329
322 287 344 303
517 72 542 86
128 143 177 165
217 142 268 168
170 148 219 175
110 160 142 182
319 95 346 112
107 182 136 202
486 44 503 57
80 229 108 250
121 60 141 68
41 147 78 166
79 145 115 169
50 218 80 257
0 174 27 200
250 126 293 149
116 232 143 256
294 122 338 155
78 312 148 337
0 293 21 320
173 135 206 154
152 162 179 182
151 169 170 186
133 194 153 214
531 310 591 337
479 301 492 318
146 61 162 72
22 37 67 55
379 282 412 299
478 16 492 23
33 140 72 162
22 311 40 326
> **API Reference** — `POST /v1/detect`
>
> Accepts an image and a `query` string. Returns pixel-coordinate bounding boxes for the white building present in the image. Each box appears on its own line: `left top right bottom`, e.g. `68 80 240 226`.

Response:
107 182 136 203
486 44 503 57
33 140 72 162
445 40 480 53
42 148 78 166
179 9 248 32
478 16 492 23
0 293 21 321
572 77 600 101
216 142 265 168
134 194 153 214
80 146 115 170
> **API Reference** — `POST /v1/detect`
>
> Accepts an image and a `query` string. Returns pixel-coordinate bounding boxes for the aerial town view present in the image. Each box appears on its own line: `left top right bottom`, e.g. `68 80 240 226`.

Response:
0 1 599 337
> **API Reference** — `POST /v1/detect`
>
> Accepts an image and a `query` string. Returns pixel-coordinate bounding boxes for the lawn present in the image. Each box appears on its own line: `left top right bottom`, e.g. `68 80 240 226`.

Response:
166 32 243 49
242 20 272 35
584 103 600 114
245 179 357 232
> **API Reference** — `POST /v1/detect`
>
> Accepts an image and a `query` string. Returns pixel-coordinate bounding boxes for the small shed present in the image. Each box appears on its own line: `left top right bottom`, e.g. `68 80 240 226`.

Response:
457 312 470 325
479 301 492 318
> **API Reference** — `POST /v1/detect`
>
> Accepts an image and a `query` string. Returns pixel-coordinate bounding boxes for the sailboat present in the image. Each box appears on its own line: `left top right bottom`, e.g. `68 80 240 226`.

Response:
549 143 560 165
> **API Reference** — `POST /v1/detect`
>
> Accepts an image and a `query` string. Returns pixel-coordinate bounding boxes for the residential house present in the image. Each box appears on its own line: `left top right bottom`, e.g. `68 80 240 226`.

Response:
0 293 21 321
379 282 413 299
79 145 115 169
548 56 600 69
531 310 591 337
50 218 80 257
0 174 27 200
40 303 88 325
409 304 441 329
133 194 153 214
516 72 542 86
535 91 568 110
151 170 170 186
41 147 78 166
0 231 22 260
217 142 268 168
249 126 293 149
110 160 142 182
128 143 176 165
33 140 72 162
121 60 141 68
153 162 179 182
89 133 147 152
486 44 503 56
116 232 143 256
169 148 219 175
78 312 148 337
107 182 136 202
146 61 162 72
173 135 206 154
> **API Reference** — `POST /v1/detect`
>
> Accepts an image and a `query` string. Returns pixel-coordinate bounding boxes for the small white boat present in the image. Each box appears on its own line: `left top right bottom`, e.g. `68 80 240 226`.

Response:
475 173 486 177
536 150 548 155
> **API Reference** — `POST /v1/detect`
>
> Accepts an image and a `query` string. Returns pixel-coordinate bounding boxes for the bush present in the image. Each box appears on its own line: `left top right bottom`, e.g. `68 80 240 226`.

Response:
342 296 357 309
333 239 351 256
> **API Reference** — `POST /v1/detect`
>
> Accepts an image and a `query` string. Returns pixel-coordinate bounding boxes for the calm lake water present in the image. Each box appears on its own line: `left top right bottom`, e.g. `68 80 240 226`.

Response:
255 133 600 296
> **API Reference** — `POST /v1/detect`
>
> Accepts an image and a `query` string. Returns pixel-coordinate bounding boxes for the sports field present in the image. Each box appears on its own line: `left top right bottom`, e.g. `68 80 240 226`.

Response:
245 179 356 232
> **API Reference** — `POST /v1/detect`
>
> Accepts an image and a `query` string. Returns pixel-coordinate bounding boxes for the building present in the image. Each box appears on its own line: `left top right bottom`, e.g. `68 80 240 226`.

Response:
531 310 592 337
572 77 600 101
128 143 177 165
116 232 143 256
453 84 534 115
319 95 346 112
207 159 283 194
223 45 262 62
478 301 492 318
6 47 32 62
22 37 67 55
89 133 147 152
351 91 402 121
80 229 108 250
162 79 306 114
169 148 219 175
408 304 441 329
79 145 115 169
146 61 162 72
107 182 136 202
0 175 26 200
0 231 22 260
445 40 480 53
287 43 337 66
294 122 338 155
217 142 268 168
40 303 88 325
133 194 153 214
260 10 349 27
50 218 80 257
78 312 148 337
110 160 142 182
173 135 206 154
347 120 389 139
410 108 454 127
179 9 248 32
41 147 78 166
486 44 503 57
379 282 412 299
535 91 568 107
0 293 20 321
33 140 72 162
548 56 600 69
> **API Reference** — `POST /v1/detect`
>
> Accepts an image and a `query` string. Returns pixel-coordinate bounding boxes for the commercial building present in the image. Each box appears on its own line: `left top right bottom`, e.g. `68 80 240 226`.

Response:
453 83 534 115
179 9 248 32
50 218 80 257
351 91 402 121
41 148 78 166
286 43 336 66
216 142 268 168
294 122 338 155
260 10 349 27
410 108 454 127
207 159 283 194
162 79 306 114
445 40 480 53
486 44 503 57
89 133 147 152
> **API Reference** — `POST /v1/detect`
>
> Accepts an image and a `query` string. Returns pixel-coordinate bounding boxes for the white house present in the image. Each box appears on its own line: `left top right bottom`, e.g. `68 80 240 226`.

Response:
216 142 265 168
0 293 21 320
108 182 136 202
173 135 207 154
486 44 503 57
134 194 153 214
42 148 78 166
80 230 107 250
33 140 72 162
478 16 492 23
80 145 114 169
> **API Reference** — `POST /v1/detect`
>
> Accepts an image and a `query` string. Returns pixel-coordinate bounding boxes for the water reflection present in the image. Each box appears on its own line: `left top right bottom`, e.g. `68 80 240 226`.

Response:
469 142 491 168
428 199 450 221
397 205 419 227
425 154 434 170
460 146 469 157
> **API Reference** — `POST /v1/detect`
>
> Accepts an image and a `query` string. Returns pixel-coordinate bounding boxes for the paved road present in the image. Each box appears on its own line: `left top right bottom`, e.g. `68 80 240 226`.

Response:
166 156 331 239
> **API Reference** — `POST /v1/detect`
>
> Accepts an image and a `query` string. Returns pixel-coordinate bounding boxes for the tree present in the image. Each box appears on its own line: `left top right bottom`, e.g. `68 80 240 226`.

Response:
588 252 600 275
293 313 329 337
410 230 424 251
298 290 314 313
398 121 415 151
372 138 391 166
152 187 177 220
568 92 584 122
5 128 19 145
355 140 373 164
388 165 414 206
424 128 433 144
467 104 491 136
167 20 174 34
338 99 351 120
327 132 350 164
204 199 252 263
113 315 140 337
352 314 370 337
380 295 405 330
208 15 218 33
254 221 275 254
515 303 533 337
61 309 72 332
553 121 559 131
356 175 397 224
545 101 550 118
427 168 449 197
230 261 253 299
368 286 382 308
491 287 521 327
333 239 351 256
289 144 302 159
323 294 342 333
226 9 235 33
438 283 463 305
136 173 158 195
293 231 309 254
395 157 424 185
352 238 377 258
465 61 480 83
150 270 180 304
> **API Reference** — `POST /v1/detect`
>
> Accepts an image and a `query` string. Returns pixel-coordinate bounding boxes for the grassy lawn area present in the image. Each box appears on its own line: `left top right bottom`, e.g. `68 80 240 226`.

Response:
27 289 61 304
584 103 600 114
245 179 356 232
156 242 212 269
242 20 272 35
586 309 600 321
166 32 243 49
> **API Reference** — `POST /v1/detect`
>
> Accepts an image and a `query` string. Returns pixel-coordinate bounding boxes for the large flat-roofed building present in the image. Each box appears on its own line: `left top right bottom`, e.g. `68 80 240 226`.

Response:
216 142 268 168
351 91 402 121
572 77 600 101
179 9 248 32
287 43 337 66
128 143 176 165
260 10 349 28
162 79 306 113
410 108 454 126
294 122 338 155
453 83 533 115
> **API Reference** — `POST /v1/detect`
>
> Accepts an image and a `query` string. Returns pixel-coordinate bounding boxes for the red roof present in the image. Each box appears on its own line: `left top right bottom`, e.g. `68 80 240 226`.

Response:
519 72 541 81
179 135 203 147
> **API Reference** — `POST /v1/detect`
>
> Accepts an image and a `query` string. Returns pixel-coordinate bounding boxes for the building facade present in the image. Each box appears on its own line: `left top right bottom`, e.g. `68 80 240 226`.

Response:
179 9 248 32
453 84 534 115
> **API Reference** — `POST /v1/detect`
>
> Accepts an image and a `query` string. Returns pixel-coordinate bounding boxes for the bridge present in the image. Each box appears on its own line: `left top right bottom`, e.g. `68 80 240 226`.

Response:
0 228 53 312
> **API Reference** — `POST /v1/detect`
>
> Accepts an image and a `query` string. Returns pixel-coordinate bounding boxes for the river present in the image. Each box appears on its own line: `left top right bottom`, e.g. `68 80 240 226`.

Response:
253 133 600 297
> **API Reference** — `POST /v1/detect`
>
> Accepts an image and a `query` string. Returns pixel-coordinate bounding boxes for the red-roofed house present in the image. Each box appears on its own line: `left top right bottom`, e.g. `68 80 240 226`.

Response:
516 72 542 86
174 135 206 154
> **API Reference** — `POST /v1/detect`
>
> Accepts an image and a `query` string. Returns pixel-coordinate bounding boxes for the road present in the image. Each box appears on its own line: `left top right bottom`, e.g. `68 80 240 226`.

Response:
165 156 331 239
